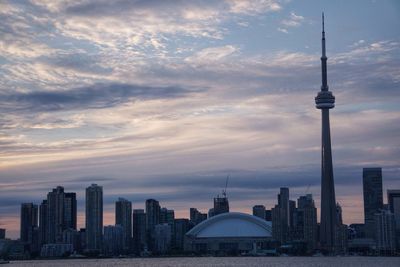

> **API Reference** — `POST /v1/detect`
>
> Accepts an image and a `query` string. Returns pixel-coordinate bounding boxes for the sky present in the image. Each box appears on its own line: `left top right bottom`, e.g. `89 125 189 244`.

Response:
0 0 399 239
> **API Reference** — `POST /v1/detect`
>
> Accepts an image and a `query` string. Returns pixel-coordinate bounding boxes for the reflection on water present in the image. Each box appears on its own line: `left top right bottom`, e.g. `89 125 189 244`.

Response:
8 257 400 267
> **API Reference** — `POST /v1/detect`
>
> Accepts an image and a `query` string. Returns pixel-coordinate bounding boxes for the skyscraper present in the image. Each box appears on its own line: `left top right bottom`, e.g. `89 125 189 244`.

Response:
103 225 124 256
375 209 397 254
64 192 77 230
297 194 318 251
39 200 47 246
20 203 38 244
272 187 290 244
387 190 399 230
213 196 229 216
46 186 65 243
252 205 266 220
86 184 103 253
115 198 132 252
145 199 160 251
190 208 207 225
362 167 383 239
315 13 337 252
132 209 146 254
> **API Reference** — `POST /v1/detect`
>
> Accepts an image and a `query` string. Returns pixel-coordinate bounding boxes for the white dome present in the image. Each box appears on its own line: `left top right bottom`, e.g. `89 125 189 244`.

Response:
186 212 272 238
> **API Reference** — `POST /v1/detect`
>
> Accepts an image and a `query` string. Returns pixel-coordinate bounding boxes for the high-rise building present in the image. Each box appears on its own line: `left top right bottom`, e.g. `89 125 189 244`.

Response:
0 228 5 239
190 208 207 225
86 184 103 253
64 192 77 230
297 194 318 251
362 168 383 239
265 209 272 221
132 209 146 254
174 218 191 251
334 203 347 254
154 223 172 253
213 196 229 216
272 188 290 244
20 203 38 246
38 200 47 246
103 225 124 256
145 199 160 251
375 209 397 254
315 14 337 252
115 198 132 252
62 228 80 252
387 190 400 230
253 205 266 220
45 186 77 244
46 186 65 243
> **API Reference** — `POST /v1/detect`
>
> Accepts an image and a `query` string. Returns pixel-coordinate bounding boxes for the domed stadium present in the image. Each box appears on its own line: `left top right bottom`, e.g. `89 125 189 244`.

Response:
185 212 274 254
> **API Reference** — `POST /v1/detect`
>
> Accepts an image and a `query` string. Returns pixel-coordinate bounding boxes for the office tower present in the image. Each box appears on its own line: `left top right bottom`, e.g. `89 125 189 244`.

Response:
46 186 65 243
79 228 86 253
265 209 272 221
174 218 191 251
190 208 207 225
115 198 132 252
315 14 337 252
20 203 38 245
375 209 397 254
213 196 229 216
62 228 80 252
160 208 175 225
145 199 160 251
297 194 318 251
208 208 215 218
253 205 266 220
362 168 383 239
289 200 296 229
64 193 77 230
154 223 172 253
0 228 5 239
272 187 290 244
387 190 400 229
38 200 47 246
86 184 103 253
46 186 77 244
334 203 347 254
132 209 146 254
103 225 124 256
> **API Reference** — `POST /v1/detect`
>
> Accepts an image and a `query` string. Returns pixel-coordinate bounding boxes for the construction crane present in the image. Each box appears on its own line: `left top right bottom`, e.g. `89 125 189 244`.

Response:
222 174 230 198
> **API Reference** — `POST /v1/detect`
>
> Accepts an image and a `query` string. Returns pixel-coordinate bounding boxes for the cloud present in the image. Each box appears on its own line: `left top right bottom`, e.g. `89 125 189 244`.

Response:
281 12 304 27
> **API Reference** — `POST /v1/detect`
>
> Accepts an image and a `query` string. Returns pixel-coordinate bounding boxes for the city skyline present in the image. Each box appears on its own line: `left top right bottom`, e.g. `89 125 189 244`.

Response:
1 0 400 239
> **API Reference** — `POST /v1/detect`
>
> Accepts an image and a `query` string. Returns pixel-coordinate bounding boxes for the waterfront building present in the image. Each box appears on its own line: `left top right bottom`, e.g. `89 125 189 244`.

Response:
115 198 132 252
315 13 338 252
363 167 383 239
271 187 290 244
0 228 5 239
64 193 77 230
174 218 191 251
154 223 172 253
145 199 160 252
20 203 38 247
62 228 80 252
297 194 318 251
252 205 266 220
190 208 207 225
132 209 146 254
375 209 397 255
185 212 273 254
85 184 103 253
38 200 47 246
103 225 124 256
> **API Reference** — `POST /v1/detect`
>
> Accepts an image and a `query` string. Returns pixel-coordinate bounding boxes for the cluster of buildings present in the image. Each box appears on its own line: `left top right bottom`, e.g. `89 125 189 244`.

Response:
0 167 398 259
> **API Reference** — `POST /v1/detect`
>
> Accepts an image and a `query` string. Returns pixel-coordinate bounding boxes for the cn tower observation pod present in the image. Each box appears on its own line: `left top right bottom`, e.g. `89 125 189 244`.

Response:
184 212 274 254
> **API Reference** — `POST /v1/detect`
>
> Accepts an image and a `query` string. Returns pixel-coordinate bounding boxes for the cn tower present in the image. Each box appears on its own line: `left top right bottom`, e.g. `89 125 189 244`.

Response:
315 13 337 252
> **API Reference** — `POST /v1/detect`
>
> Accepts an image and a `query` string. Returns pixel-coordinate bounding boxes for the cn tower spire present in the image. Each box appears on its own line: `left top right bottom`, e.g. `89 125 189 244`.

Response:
315 13 337 253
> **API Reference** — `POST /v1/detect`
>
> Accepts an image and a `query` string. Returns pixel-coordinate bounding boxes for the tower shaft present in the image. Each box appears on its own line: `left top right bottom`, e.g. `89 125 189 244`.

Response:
315 13 337 252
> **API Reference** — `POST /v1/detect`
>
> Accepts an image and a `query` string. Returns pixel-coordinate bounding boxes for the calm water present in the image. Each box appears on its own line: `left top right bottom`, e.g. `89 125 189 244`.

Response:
7 257 400 267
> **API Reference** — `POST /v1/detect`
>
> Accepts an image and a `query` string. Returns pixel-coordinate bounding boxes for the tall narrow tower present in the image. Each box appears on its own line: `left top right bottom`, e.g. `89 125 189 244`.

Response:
315 13 337 252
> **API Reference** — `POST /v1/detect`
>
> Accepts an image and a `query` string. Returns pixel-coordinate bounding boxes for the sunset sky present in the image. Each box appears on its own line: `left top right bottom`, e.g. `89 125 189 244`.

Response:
0 0 399 238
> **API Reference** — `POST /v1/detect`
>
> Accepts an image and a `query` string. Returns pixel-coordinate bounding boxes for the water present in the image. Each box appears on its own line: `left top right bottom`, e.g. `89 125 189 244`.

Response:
7 257 400 267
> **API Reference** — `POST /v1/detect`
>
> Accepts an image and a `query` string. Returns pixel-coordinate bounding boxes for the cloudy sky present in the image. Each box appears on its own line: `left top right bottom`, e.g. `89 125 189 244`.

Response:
0 0 399 238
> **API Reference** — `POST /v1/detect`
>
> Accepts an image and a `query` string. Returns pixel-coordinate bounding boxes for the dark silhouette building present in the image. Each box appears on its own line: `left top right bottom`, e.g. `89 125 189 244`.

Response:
64 192 77 230
0 228 5 239
85 184 103 253
213 196 229 216
362 167 383 239
132 209 146 254
190 208 207 225
38 200 47 247
272 187 290 244
145 199 160 251
115 198 132 252
315 13 337 252
253 205 266 220
20 203 38 245
174 218 191 251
